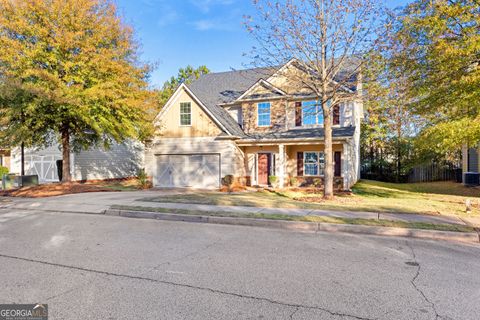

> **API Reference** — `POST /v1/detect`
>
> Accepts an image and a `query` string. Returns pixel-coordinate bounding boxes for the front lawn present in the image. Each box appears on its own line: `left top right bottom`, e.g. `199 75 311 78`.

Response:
113 205 477 233
141 180 480 216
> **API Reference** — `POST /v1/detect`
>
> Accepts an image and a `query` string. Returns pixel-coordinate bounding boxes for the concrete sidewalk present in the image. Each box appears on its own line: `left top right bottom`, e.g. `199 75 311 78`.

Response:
127 201 473 226
1 190 478 228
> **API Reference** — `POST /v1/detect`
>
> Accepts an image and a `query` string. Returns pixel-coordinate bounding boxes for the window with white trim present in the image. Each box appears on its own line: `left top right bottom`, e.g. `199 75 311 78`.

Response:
180 102 191 126
304 152 325 176
257 102 271 126
302 100 326 125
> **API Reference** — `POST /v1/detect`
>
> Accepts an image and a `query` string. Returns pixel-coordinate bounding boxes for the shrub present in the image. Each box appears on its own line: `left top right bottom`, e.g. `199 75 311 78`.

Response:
313 178 322 188
268 175 278 187
137 169 150 189
289 176 298 187
0 166 8 178
221 174 234 187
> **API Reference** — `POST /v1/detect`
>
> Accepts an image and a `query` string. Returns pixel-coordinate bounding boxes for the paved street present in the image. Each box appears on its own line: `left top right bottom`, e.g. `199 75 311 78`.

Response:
0 208 479 320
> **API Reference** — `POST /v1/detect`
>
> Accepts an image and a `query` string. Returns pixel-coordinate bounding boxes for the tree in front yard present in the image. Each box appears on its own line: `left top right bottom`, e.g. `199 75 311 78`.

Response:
383 0 480 155
0 0 153 182
245 0 381 199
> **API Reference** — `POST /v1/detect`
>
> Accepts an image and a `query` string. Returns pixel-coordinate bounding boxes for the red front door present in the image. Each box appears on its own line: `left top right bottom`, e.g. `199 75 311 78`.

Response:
258 153 270 185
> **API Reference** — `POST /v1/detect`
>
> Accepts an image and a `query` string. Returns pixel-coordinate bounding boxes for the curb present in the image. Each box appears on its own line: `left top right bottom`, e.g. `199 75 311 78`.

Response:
105 209 480 244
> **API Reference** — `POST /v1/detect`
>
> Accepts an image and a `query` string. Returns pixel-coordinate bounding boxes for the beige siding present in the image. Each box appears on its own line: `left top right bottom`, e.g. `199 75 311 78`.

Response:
156 89 222 138
73 141 144 181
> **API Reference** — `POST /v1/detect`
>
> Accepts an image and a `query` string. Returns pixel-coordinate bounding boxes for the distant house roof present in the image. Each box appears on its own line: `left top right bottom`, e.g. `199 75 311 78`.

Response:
239 127 356 142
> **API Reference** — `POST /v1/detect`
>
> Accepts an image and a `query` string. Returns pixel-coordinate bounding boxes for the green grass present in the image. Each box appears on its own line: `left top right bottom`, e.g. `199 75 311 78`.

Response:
140 180 480 217
112 205 477 233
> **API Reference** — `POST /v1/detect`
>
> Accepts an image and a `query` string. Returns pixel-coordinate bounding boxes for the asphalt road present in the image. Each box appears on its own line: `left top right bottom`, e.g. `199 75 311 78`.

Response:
0 208 479 320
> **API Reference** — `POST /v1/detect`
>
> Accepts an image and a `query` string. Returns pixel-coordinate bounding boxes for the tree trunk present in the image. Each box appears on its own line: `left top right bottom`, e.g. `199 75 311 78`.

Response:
61 128 72 182
20 142 25 176
323 105 334 199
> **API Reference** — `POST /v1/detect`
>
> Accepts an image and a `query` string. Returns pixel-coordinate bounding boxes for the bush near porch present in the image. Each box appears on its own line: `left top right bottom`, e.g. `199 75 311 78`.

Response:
141 180 480 217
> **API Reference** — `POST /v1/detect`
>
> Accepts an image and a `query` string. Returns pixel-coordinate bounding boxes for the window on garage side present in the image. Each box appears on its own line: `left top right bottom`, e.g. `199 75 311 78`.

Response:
180 102 192 126
304 152 325 176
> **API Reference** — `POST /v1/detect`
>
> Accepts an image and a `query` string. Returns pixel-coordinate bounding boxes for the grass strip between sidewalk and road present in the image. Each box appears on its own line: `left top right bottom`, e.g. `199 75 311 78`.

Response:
110 205 476 233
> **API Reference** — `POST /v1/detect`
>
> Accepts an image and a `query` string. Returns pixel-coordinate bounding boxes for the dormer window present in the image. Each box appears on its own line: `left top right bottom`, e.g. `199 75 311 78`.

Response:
257 102 271 127
180 102 191 126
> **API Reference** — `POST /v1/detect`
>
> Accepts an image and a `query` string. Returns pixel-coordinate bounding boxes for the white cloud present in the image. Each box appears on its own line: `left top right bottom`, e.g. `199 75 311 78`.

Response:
191 18 237 31
157 6 179 27
191 0 235 13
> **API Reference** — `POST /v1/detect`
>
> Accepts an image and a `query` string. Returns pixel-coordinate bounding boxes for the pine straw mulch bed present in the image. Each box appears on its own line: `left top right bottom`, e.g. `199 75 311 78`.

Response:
0 179 142 198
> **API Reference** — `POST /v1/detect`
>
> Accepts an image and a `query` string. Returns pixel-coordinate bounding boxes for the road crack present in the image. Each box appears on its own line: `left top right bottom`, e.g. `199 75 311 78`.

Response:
144 238 223 274
405 241 444 320
289 306 299 319
0 253 374 320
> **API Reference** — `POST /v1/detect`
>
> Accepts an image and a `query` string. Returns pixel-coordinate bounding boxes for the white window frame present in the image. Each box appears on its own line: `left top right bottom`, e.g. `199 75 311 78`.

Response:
179 102 192 126
304 151 325 176
301 100 336 126
257 102 271 127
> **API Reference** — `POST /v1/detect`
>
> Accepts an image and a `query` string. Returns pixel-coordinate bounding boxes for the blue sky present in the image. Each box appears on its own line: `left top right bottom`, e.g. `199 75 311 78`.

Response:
116 0 412 88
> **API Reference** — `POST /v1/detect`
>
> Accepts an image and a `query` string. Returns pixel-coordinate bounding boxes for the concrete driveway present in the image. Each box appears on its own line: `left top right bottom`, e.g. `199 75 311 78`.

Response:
0 189 192 214
0 208 479 319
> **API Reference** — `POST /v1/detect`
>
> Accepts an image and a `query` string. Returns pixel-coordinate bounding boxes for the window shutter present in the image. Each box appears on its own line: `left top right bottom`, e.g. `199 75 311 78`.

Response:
295 102 302 126
334 151 341 177
297 152 304 176
333 104 340 125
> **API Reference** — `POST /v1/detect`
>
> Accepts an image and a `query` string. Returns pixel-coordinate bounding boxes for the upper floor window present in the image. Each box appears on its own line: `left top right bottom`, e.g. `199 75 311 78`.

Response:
304 152 325 176
257 102 271 127
302 100 324 125
180 102 191 126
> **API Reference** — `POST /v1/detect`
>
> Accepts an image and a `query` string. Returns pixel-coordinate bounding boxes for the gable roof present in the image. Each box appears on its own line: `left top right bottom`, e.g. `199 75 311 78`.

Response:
155 83 234 136
236 79 287 101
187 67 277 137
162 60 361 138
188 67 277 106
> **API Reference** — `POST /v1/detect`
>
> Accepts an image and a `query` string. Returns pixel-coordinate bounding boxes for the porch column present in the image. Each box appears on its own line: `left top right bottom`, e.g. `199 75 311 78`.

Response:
343 142 350 190
278 144 286 188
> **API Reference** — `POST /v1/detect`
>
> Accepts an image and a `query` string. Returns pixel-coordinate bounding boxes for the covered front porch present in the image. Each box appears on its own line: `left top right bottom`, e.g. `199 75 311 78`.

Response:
237 139 355 190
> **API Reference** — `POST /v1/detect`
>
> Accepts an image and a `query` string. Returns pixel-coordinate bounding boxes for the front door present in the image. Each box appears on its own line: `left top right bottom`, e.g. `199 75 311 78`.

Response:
258 153 271 185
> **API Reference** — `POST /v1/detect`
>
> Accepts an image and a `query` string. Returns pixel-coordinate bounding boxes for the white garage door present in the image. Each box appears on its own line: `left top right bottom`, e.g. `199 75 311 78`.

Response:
155 154 220 188
25 154 61 183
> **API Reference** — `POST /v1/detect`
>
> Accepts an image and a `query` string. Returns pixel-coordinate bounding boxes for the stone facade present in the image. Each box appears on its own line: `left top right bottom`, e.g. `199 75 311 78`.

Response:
241 99 287 134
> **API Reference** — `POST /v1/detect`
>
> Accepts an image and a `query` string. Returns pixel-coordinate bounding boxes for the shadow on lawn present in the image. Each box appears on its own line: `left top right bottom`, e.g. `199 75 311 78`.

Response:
355 180 480 198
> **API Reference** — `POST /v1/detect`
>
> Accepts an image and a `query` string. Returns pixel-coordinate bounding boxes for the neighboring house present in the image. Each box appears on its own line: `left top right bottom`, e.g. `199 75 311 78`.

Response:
146 59 363 190
0 148 11 169
9 142 143 183
462 144 480 179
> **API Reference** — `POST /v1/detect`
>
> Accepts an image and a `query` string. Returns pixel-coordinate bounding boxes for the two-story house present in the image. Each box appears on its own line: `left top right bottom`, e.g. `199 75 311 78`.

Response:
146 59 363 190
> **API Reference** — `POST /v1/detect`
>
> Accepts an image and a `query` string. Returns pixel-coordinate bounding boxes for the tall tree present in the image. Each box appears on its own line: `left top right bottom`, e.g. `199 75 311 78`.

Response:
245 0 380 198
389 0 480 154
158 65 210 108
362 15 424 182
0 0 152 182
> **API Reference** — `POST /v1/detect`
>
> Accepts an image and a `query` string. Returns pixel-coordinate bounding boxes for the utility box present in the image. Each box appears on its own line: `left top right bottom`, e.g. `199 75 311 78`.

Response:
16 175 39 187
464 172 480 186
2 174 16 190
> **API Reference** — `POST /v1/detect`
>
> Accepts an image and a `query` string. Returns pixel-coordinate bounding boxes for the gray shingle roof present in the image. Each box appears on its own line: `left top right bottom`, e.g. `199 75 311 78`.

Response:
188 68 275 136
186 61 359 137
189 67 276 106
240 127 356 141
